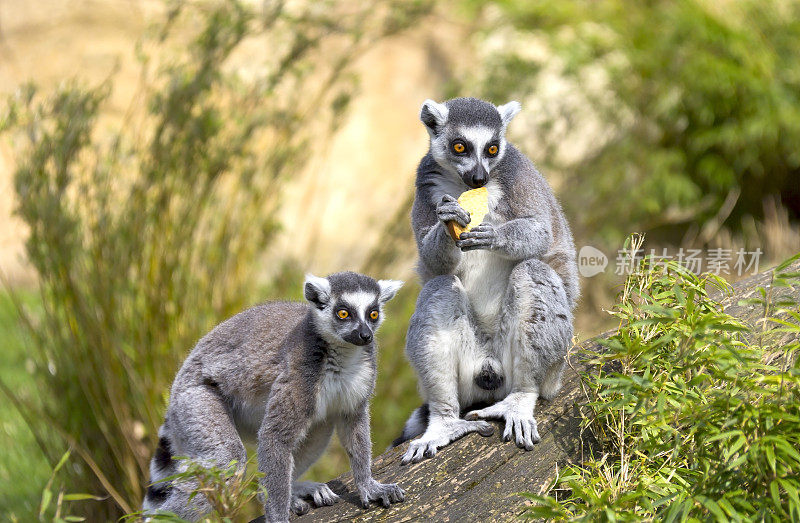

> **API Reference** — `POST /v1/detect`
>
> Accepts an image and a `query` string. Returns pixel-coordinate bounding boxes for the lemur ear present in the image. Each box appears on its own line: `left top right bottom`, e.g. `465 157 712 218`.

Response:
304 274 331 308
420 99 449 135
497 101 521 128
377 280 404 304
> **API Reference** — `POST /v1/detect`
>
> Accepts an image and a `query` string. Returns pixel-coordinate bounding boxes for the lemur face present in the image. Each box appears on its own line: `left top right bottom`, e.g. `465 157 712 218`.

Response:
420 97 521 189
304 272 403 347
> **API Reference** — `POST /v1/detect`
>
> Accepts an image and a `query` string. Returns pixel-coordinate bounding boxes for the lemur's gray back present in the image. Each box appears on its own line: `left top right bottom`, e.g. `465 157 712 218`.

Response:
147 301 317 510
412 144 579 308
170 301 309 408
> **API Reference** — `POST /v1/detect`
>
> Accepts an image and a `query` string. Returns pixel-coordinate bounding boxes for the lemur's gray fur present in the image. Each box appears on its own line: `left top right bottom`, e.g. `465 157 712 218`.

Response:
142 272 405 522
395 97 579 464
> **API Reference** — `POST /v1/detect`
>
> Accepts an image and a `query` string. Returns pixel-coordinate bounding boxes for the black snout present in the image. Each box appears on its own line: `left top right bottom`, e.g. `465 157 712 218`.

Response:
353 324 373 345
464 164 488 188
344 326 372 346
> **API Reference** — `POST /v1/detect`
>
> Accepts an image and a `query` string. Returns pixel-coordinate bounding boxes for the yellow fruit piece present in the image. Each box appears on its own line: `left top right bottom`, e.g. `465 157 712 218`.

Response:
447 187 489 240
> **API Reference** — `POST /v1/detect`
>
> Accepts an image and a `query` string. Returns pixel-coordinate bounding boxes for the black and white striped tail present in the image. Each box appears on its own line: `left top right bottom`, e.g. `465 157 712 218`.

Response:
142 425 175 510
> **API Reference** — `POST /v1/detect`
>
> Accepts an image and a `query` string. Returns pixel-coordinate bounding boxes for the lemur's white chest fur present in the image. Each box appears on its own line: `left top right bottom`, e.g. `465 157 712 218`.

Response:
458 248 513 332
448 180 512 333
313 345 373 421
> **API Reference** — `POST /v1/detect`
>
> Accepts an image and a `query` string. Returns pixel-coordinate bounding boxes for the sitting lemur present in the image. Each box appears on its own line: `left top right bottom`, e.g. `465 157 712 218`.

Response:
394 97 579 464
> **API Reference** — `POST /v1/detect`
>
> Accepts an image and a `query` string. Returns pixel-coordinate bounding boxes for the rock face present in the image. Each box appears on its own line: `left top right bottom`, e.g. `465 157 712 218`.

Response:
254 261 799 522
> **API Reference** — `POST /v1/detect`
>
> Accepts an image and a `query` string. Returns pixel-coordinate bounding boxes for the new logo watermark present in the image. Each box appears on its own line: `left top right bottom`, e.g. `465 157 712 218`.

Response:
577 245 763 277
578 246 608 277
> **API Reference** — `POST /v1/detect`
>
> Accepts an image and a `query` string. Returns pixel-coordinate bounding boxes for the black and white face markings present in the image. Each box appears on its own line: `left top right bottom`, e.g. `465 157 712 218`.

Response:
332 291 381 346
421 97 520 189
447 125 502 189
305 271 402 348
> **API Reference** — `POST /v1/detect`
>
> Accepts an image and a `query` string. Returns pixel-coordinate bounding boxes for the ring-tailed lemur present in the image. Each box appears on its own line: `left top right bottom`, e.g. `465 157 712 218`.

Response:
394 97 579 464
142 272 405 522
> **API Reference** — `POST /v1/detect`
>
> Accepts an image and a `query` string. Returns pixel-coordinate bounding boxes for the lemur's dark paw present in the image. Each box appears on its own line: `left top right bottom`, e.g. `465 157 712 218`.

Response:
456 223 496 251
290 497 311 515
292 481 340 510
436 195 470 227
358 481 405 509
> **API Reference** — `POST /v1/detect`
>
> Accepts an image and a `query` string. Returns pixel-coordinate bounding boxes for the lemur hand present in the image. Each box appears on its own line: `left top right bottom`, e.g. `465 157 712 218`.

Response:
456 223 496 251
436 194 470 228
357 479 405 509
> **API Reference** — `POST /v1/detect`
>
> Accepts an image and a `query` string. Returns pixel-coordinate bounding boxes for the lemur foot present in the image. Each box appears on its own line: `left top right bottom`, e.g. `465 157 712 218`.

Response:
401 418 494 464
357 479 405 509
465 400 541 450
291 481 340 514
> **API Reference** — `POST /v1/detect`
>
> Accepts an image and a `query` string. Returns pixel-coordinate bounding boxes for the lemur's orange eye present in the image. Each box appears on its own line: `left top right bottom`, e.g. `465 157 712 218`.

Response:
488 145 498 156
370 310 379 320
453 142 465 153
337 309 349 319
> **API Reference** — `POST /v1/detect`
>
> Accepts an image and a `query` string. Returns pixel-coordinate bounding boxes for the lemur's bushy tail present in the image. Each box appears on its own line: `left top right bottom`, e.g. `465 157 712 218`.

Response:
142 424 175 510
391 404 429 447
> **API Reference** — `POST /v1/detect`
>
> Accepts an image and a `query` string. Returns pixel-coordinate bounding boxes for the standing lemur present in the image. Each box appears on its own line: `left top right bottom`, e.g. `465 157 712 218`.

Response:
395 97 579 464
143 272 405 522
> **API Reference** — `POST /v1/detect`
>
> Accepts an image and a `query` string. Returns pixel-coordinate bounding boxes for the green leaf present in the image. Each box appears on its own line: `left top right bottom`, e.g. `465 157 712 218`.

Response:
776 253 800 272
696 495 727 520
62 493 104 501
706 429 743 443
716 498 735 517
771 480 782 509
39 488 53 518
53 449 72 474
765 445 777 473
780 479 800 508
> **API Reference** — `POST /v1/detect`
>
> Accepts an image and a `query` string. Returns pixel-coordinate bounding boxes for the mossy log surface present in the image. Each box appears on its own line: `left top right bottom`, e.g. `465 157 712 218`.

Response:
254 261 800 522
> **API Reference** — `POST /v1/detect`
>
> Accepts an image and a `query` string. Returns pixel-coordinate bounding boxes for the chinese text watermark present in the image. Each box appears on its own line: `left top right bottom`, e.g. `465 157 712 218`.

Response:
578 246 763 278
